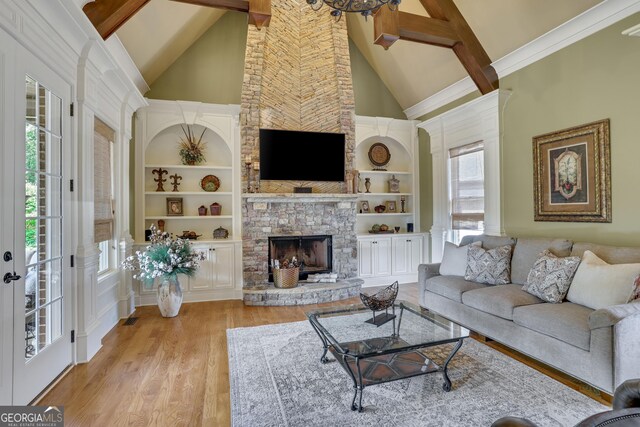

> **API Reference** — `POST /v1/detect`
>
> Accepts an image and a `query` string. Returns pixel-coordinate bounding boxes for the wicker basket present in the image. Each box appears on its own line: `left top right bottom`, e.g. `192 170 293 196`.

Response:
273 267 299 289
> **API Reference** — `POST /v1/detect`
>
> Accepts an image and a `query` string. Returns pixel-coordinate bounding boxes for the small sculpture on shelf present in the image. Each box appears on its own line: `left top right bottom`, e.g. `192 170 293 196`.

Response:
170 173 182 192
400 196 406 213
388 175 400 193
209 202 222 216
152 168 168 192
360 281 399 326
213 226 229 239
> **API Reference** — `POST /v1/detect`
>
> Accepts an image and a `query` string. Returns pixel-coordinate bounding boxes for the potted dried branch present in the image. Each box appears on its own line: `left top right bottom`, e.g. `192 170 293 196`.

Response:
178 124 207 165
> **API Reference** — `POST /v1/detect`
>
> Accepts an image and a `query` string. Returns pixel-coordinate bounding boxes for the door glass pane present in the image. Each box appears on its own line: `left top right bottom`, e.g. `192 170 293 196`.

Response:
26 77 36 126
24 75 64 360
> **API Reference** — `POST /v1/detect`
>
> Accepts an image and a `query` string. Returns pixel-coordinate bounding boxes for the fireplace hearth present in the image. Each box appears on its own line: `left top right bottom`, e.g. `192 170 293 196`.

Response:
268 235 332 281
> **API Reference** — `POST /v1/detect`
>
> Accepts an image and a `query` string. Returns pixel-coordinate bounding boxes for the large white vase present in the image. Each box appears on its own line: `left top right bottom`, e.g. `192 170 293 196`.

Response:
157 276 183 317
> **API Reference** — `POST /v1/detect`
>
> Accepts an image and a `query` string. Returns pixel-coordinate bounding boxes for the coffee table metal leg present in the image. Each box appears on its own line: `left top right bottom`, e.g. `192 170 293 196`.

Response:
309 321 330 363
442 339 464 392
343 355 365 412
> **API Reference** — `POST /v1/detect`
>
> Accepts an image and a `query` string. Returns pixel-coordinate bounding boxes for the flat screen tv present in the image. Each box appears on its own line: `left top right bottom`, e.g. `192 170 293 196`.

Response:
259 129 345 181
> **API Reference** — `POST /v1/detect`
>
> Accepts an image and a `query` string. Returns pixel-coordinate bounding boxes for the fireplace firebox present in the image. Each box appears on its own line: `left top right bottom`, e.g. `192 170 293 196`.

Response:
268 235 333 281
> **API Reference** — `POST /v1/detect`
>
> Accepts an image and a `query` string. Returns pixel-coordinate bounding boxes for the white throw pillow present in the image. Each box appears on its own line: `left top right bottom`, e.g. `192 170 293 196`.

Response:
566 250 640 310
439 241 481 277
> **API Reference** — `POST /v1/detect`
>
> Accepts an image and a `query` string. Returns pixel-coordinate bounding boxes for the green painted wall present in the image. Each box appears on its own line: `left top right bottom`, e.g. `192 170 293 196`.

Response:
417 12 640 247
349 39 405 119
501 13 640 246
145 12 249 104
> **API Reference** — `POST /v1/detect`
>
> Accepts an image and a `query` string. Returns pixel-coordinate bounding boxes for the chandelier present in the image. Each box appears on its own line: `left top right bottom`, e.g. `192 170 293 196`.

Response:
306 0 401 21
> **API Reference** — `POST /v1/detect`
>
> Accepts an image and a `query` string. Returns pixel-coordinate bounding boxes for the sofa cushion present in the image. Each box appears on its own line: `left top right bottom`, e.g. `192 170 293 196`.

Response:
511 238 574 285
439 241 481 276
567 251 640 310
460 234 516 250
512 303 593 351
462 284 544 320
465 244 513 285
523 250 581 303
424 276 487 303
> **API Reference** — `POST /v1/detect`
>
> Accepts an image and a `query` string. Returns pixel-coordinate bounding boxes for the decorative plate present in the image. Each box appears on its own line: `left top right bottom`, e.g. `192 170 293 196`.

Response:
200 175 220 192
368 142 391 168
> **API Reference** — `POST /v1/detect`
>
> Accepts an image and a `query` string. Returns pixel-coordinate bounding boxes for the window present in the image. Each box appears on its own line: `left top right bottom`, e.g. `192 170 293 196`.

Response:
94 118 115 274
449 141 484 244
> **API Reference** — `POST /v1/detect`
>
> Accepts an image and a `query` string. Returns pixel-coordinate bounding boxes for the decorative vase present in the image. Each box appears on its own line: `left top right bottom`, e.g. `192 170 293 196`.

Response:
209 202 222 216
157 276 183 317
198 205 207 216
364 177 371 193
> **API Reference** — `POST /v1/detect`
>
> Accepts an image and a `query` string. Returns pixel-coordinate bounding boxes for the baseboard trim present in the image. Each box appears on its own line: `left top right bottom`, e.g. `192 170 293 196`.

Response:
29 364 74 406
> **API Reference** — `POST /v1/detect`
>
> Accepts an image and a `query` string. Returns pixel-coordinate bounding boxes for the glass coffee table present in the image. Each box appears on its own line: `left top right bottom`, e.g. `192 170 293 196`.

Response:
307 301 470 412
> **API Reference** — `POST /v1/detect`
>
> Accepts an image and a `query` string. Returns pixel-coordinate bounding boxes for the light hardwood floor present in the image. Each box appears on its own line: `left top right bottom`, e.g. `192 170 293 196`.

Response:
39 283 609 426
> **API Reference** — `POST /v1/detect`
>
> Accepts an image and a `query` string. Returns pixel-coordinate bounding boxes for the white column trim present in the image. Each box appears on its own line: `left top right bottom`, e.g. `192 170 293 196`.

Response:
418 90 511 262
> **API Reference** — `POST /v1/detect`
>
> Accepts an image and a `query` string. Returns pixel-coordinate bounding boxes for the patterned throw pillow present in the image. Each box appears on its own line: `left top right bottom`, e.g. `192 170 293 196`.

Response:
630 275 640 302
465 244 513 285
523 250 581 303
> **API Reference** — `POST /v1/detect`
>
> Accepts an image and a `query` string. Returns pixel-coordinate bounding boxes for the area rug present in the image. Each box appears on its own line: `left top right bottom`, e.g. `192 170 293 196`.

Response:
227 317 608 426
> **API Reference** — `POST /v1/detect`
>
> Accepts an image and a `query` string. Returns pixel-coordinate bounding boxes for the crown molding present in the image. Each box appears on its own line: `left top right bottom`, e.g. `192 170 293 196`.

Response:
622 22 640 36
104 35 150 95
405 0 640 120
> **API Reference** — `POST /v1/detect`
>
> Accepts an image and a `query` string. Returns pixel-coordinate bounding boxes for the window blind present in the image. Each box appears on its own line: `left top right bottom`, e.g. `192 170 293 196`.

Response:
449 141 484 231
94 118 114 243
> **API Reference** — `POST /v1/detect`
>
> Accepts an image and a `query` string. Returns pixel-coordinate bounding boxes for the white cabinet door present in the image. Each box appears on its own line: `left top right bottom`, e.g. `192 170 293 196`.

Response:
189 244 214 291
392 235 424 276
375 237 392 277
358 237 392 277
392 237 410 275
189 243 235 290
407 236 424 273
358 238 375 278
211 244 234 289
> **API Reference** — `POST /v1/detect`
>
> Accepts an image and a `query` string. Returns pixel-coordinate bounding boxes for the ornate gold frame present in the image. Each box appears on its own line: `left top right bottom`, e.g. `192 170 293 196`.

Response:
533 119 611 222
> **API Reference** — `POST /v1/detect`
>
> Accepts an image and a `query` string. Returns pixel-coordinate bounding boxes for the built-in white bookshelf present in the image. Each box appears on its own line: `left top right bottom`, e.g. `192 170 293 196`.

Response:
354 116 420 235
134 100 242 243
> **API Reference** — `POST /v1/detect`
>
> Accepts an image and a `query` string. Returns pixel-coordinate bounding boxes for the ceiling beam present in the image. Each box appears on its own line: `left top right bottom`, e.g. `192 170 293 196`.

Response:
83 0 150 40
419 0 498 94
171 0 270 28
373 0 498 95
248 0 271 29
171 0 250 13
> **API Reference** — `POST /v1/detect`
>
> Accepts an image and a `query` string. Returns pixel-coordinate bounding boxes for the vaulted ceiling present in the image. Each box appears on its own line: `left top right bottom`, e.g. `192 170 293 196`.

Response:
114 0 602 111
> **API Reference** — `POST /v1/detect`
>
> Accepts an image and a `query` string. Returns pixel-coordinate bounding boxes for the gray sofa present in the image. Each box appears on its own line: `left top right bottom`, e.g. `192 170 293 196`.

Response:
418 235 640 394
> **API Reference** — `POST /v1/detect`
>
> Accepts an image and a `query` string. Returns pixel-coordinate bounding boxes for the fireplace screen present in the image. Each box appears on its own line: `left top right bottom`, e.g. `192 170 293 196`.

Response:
268 235 332 281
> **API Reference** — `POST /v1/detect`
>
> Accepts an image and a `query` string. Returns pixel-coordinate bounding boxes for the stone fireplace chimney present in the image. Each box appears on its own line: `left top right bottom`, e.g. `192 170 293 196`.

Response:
240 0 356 193
240 1 358 289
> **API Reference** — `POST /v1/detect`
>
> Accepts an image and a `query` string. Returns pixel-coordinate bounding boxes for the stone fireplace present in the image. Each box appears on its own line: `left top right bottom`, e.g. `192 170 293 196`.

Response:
268 235 333 280
242 195 358 287
240 0 358 290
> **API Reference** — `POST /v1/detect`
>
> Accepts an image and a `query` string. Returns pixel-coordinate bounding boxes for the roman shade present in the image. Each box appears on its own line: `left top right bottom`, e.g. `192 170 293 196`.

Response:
94 118 114 243
449 141 484 230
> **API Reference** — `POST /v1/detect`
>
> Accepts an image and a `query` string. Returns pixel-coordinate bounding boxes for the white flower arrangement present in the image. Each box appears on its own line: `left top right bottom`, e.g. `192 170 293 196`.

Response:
122 224 206 280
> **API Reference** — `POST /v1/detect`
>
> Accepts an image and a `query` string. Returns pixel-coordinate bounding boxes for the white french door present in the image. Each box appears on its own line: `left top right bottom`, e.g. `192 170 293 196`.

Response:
0 28 73 405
